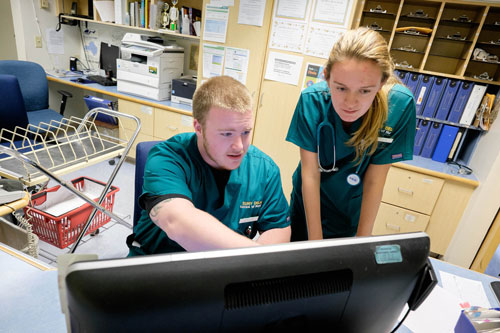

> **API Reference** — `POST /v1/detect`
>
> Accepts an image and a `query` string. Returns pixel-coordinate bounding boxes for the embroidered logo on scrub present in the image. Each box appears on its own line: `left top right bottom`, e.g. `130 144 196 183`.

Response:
380 125 393 136
240 201 262 209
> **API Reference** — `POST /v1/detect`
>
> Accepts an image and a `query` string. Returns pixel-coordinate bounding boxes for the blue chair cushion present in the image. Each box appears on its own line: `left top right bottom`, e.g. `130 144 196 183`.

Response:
134 141 161 226
0 60 49 112
27 109 64 129
0 74 29 141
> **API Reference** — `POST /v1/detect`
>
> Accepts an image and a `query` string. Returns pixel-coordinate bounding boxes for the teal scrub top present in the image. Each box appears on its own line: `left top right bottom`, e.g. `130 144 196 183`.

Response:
286 81 416 239
130 132 290 255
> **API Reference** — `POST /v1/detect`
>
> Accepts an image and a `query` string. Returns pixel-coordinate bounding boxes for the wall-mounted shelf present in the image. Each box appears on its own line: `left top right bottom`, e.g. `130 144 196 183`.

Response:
59 15 200 41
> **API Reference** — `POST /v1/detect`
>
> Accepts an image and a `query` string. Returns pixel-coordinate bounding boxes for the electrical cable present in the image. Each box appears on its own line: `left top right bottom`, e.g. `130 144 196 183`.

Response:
79 24 94 72
390 306 411 333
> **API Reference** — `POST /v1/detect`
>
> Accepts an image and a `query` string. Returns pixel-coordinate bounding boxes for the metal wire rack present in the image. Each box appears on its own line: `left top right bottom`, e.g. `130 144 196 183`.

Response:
0 108 141 252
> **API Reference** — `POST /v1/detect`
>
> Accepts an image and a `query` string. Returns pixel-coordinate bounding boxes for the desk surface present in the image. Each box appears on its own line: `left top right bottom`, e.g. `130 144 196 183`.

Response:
3 243 499 332
48 75 193 115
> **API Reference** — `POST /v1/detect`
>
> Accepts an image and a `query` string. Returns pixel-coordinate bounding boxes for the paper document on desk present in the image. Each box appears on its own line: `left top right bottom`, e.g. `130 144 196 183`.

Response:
403 285 462 332
440 271 491 308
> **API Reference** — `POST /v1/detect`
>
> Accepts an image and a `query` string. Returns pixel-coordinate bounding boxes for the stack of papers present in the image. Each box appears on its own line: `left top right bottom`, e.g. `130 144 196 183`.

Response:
46 70 81 78
0 188 25 205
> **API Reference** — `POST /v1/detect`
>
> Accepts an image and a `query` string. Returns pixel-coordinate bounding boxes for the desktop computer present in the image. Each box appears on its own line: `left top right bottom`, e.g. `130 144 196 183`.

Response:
86 42 119 86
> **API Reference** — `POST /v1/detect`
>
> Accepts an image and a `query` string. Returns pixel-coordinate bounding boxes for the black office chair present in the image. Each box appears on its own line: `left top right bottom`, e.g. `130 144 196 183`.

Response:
0 60 72 127
133 141 161 226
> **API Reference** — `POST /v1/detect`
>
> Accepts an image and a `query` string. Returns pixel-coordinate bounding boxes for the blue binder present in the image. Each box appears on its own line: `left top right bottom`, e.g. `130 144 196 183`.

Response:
414 75 435 115
420 122 443 158
446 81 474 123
422 77 448 118
434 79 460 120
405 73 422 96
84 95 118 125
395 70 409 84
431 125 459 163
414 119 431 156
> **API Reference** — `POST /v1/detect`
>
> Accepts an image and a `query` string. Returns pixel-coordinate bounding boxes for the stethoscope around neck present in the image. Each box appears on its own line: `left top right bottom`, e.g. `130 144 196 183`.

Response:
316 110 365 186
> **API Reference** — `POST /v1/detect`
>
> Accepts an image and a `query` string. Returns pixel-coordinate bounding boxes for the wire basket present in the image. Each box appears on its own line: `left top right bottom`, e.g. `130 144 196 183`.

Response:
24 176 119 249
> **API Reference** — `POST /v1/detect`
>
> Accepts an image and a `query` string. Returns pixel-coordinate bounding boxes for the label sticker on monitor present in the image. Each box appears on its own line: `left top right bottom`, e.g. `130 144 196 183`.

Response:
374 245 403 264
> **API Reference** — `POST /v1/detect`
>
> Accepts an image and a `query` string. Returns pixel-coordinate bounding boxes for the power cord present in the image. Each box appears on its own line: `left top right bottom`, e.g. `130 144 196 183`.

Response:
390 306 411 333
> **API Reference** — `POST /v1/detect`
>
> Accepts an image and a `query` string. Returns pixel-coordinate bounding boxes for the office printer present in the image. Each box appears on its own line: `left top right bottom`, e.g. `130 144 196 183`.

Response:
171 77 197 105
117 33 184 101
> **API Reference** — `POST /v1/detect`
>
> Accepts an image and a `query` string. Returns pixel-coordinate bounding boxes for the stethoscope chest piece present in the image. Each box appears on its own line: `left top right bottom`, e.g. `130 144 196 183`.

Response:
346 173 361 186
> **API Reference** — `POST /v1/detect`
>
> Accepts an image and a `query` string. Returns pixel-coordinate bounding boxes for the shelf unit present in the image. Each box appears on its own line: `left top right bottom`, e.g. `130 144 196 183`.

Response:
356 0 500 84
58 14 201 41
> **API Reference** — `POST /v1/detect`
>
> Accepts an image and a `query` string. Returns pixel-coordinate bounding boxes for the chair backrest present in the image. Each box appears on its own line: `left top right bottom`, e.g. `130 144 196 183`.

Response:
0 74 29 139
0 60 49 112
134 141 161 226
485 242 500 278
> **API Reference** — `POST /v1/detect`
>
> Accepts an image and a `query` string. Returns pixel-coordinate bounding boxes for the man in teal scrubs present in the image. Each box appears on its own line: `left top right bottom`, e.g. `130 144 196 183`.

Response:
287 81 416 239
127 76 291 255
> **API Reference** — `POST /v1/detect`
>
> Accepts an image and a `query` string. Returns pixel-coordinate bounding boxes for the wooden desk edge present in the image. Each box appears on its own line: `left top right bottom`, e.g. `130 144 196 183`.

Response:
393 162 480 188
47 76 193 116
0 244 55 271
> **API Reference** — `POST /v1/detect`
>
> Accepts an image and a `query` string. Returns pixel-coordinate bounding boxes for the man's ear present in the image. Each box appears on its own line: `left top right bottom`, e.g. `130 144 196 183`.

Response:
193 119 202 135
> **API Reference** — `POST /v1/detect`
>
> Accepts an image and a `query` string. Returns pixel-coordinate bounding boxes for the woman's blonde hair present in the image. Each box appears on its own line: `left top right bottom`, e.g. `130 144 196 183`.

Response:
192 76 252 126
325 27 398 162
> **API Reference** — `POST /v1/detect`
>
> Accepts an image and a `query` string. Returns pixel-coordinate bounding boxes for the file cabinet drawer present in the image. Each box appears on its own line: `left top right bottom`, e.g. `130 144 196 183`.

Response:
119 129 154 159
118 99 154 135
382 167 444 215
373 203 430 236
154 109 193 140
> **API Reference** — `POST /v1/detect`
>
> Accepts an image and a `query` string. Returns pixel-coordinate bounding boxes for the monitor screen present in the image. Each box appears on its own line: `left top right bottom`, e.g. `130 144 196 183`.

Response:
63 232 436 332
99 42 119 79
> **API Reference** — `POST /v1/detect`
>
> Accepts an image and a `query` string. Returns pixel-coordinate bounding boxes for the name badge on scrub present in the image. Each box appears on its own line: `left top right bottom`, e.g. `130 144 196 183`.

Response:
239 216 259 224
377 137 394 143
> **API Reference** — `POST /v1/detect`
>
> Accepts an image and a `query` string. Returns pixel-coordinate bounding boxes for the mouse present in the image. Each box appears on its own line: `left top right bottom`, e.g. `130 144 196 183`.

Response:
77 78 85 83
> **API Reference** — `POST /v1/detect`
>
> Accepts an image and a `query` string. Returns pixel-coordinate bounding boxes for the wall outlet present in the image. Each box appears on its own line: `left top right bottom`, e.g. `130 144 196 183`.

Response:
40 0 49 9
35 36 42 48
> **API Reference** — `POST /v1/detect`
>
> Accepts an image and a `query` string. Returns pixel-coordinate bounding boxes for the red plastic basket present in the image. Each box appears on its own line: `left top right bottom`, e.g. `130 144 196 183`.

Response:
24 176 119 249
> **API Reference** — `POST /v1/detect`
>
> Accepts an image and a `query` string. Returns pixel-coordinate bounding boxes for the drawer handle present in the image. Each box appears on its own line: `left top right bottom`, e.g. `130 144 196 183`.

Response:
168 126 178 131
397 187 413 196
386 223 400 232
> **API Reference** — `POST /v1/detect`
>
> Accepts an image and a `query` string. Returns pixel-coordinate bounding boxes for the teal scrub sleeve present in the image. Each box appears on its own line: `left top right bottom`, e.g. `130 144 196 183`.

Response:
286 92 323 153
140 143 193 203
256 166 290 231
370 86 416 165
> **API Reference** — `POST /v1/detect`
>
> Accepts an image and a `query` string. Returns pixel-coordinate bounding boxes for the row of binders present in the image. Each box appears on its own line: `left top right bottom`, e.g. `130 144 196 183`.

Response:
395 70 488 126
395 70 491 164
414 120 464 163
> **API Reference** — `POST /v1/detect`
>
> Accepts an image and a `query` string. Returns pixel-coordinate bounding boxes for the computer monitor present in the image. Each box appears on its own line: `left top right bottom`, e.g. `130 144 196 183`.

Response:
63 232 436 332
99 42 119 79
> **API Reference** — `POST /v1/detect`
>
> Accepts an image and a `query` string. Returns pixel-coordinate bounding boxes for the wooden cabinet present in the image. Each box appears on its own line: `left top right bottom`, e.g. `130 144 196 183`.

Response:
471 209 500 273
355 0 500 84
154 108 194 140
373 164 478 255
118 99 193 158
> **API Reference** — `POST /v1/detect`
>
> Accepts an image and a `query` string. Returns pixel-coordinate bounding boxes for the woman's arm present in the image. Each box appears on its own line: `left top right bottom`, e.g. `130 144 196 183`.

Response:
300 148 323 240
356 163 391 236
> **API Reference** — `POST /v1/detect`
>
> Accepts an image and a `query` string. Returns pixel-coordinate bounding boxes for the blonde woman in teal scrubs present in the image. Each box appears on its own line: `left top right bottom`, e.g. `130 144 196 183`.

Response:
286 27 416 241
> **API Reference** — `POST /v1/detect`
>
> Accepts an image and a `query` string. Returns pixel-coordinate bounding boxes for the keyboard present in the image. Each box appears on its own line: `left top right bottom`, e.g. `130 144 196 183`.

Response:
86 75 116 86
